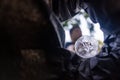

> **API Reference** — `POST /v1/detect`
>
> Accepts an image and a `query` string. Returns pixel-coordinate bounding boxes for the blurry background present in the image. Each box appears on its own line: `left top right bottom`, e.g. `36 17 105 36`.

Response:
62 9 104 52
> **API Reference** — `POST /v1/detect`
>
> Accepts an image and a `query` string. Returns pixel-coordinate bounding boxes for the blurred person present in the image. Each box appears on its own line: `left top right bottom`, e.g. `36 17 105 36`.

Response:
65 24 82 52
0 0 67 80
70 24 82 44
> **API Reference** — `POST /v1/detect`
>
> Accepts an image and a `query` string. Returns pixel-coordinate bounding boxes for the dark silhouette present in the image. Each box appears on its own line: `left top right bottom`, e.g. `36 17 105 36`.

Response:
1 0 120 80
0 0 66 80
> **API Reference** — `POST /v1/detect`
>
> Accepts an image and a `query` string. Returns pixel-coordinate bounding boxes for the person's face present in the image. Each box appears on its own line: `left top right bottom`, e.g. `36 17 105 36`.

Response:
71 27 82 43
